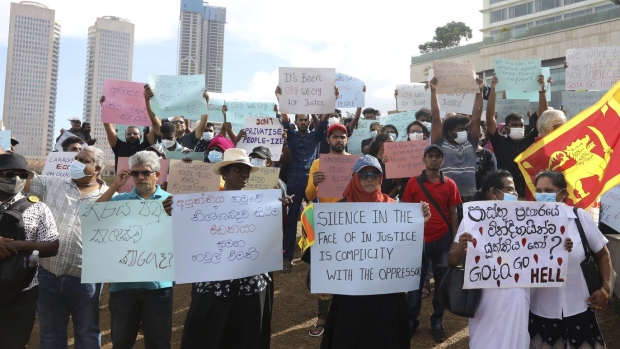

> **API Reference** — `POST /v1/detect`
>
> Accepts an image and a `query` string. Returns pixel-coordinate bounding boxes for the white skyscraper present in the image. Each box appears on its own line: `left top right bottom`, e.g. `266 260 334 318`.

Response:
82 16 134 173
178 0 226 93
2 1 60 161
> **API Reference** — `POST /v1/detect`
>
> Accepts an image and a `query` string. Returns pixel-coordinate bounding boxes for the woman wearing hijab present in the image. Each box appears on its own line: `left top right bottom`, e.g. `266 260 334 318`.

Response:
320 155 430 349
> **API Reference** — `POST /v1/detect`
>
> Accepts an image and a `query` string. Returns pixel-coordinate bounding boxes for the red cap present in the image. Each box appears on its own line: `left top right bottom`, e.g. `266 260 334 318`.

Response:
327 123 348 137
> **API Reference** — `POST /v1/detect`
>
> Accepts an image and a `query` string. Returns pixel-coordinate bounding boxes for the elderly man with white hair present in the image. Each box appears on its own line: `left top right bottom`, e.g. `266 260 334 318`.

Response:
95 150 174 349
24 146 110 349
537 108 567 138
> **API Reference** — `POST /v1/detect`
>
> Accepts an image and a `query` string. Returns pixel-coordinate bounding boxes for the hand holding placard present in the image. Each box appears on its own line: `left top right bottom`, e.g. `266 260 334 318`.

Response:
278 68 336 114
432 60 478 94
167 159 220 194
102 80 150 126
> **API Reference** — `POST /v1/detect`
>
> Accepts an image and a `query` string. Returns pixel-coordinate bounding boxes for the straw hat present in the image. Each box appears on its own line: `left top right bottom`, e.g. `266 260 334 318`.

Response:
212 148 260 175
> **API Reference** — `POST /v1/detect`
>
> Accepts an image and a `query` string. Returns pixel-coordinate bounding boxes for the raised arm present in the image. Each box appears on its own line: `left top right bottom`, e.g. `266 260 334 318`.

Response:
144 86 162 137
347 86 364 134
486 74 498 135
536 75 551 117
429 78 442 143
469 78 483 142
101 95 118 149
194 92 210 139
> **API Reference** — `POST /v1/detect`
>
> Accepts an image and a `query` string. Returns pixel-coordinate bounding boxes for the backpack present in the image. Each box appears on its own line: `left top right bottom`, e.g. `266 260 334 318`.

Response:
0 197 36 305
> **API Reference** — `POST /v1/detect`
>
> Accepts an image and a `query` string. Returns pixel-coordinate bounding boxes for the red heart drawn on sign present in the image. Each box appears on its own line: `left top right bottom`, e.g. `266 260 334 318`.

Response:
515 273 520 282
497 257 502 265
479 227 483 235
557 257 563 266
472 238 477 248
496 280 501 287
560 226 565 234
475 256 480 264
522 238 527 247
534 254 539 263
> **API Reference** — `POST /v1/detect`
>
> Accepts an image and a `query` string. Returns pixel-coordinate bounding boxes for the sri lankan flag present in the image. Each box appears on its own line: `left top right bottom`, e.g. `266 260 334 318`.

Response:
298 203 315 257
515 81 620 209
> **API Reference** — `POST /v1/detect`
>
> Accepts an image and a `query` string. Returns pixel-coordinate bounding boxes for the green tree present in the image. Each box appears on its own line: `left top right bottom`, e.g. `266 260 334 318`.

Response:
419 21 473 54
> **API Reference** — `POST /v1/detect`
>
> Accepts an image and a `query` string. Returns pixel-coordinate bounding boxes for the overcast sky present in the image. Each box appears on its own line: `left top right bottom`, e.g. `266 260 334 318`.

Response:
0 0 483 135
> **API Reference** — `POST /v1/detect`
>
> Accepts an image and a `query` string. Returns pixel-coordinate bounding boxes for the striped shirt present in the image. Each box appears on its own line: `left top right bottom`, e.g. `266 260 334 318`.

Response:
437 136 477 200
29 176 108 278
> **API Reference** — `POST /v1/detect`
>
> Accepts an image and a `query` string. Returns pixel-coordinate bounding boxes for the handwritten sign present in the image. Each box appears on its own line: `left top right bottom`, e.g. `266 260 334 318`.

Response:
383 141 427 179
0 130 11 151
463 201 569 289
335 73 365 108
171 190 283 283
164 151 204 161
206 93 226 122
42 152 77 178
236 117 284 161
428 69 477 115
506 67 551 102
494 59 541 92
148 74 207 120
380 112 415 141
54 130 85 152
318 154 358 198
349 119 374 155
432 60 478 94
167 159 220 194
565 47 620 90
102 80 150 126
80 201 174 283
311 202 424 295
600 185 620 233
483 99 531 125
226 100 277 133
278 67 336 114
246 167 280 190
116 157 170 193
396 84 429 111
561 91 608 120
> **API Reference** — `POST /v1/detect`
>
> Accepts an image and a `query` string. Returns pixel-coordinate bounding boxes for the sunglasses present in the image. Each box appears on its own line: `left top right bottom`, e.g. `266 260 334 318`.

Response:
130 170 155 177
171 120 184 125
358 172 382 180
1 171 30 180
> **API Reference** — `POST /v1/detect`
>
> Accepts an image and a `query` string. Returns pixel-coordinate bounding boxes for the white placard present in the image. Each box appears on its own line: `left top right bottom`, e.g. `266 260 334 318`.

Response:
396 83 429 111
236 117 284 161
565 47 620 91
463 201 569 289
335 73 365 108
171 190 283 283
429 69 477 114
42 152 77 178
311 202 424 295
278 67 336 114
600 185 620 232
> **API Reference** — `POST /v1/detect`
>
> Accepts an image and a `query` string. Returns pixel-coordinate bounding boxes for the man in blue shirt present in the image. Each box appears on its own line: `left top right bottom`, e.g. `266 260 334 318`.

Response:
95 150 173 349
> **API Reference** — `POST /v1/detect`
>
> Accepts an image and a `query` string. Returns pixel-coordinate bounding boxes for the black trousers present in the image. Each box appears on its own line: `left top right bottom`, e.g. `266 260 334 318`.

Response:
0 287 38 349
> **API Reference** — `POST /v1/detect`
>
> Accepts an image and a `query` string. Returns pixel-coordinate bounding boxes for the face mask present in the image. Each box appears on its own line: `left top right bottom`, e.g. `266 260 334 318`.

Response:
370 130 378 138
508 127 525 140
389 132 397 140
208 150 223 163
454 131 468 144
161 139 176 148
536 192 559 202
503 192 518 201
69 160 92 180
328 117 340 126
421 121 432 132
0 176 26 195
250 158 267 167
202 132 214 141
409 133 424 141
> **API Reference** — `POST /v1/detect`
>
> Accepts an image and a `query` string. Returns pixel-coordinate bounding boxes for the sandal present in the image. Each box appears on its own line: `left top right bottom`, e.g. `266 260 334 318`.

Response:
422 281 431 299
308 323 325 337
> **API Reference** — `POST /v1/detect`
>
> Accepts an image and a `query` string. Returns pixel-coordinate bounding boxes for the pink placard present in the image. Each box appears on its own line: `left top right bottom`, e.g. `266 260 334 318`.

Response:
384 141 427 179
116 157 170 193
318 154 358 198
102 80 151 126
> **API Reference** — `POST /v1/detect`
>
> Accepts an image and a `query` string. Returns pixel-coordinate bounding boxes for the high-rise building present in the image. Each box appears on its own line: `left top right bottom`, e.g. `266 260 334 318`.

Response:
2 1 60 162
82 16 134 173
178 0 226 92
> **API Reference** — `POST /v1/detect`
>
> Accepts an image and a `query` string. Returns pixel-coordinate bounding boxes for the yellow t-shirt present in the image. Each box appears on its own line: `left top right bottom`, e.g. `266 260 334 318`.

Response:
305 159 341 203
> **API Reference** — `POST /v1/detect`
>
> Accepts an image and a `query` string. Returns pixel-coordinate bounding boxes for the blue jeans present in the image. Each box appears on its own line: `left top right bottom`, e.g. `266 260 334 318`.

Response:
407 232 452 330
109 287 173 349
37 267 102 349
283 183 306 261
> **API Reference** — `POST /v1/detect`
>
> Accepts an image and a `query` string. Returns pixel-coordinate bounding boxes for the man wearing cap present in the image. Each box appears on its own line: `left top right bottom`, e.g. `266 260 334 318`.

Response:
401 144 461 343
0 153 59 348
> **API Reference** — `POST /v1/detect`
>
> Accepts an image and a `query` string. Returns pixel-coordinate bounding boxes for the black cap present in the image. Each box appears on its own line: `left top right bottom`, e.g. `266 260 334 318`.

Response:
0 153 30 172
249 146 272 160
423 144 444 156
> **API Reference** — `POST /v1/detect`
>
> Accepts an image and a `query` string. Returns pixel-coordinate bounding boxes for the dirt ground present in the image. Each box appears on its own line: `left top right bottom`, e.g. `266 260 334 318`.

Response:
27 241 620 349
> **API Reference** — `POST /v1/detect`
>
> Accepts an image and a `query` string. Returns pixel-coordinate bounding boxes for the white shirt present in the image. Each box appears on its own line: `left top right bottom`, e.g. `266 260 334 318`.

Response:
530 206 608 319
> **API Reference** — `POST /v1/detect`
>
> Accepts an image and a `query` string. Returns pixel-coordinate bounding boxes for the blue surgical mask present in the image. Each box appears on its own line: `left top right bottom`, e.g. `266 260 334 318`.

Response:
250 158 267 167
536 192 558 202
503 192 518 201
208 150 223 163
421 121 432 132
370 130 378 138
69 160 92 179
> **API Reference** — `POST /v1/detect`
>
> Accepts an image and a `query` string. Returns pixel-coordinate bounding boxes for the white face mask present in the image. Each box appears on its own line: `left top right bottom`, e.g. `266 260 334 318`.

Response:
370 130 378 138
328 117 340 126
508 127 525 140
161 139 176 148
389 132 397 140
409 133 424 141
202 132 214 141
454 131 468 144
250 158 267 167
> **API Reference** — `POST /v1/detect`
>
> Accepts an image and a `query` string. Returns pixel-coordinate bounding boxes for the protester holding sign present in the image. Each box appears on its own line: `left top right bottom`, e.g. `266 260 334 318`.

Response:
368 132 399 198
529 171 611 349
93 151 174 348
320 155 430 349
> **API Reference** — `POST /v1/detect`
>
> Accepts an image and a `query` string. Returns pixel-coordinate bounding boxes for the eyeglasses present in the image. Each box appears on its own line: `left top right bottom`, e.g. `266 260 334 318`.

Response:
358 172 382 180
130 171 155 177
1 171 30 180
171 120 184 125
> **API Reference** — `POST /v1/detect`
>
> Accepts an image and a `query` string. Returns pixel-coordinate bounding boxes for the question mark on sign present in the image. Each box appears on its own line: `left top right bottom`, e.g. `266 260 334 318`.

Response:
549 236 562 259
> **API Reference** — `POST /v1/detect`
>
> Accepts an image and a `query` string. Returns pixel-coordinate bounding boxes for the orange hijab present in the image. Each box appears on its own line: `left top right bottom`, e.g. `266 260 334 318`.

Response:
342 172 395 203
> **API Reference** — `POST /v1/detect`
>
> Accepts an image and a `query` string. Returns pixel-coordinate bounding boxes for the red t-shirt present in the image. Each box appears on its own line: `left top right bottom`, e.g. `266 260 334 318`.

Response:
401 170 462 243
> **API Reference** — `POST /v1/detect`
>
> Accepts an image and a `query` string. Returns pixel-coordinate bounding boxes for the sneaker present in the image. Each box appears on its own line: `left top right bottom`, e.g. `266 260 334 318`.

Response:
431 327 446 343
